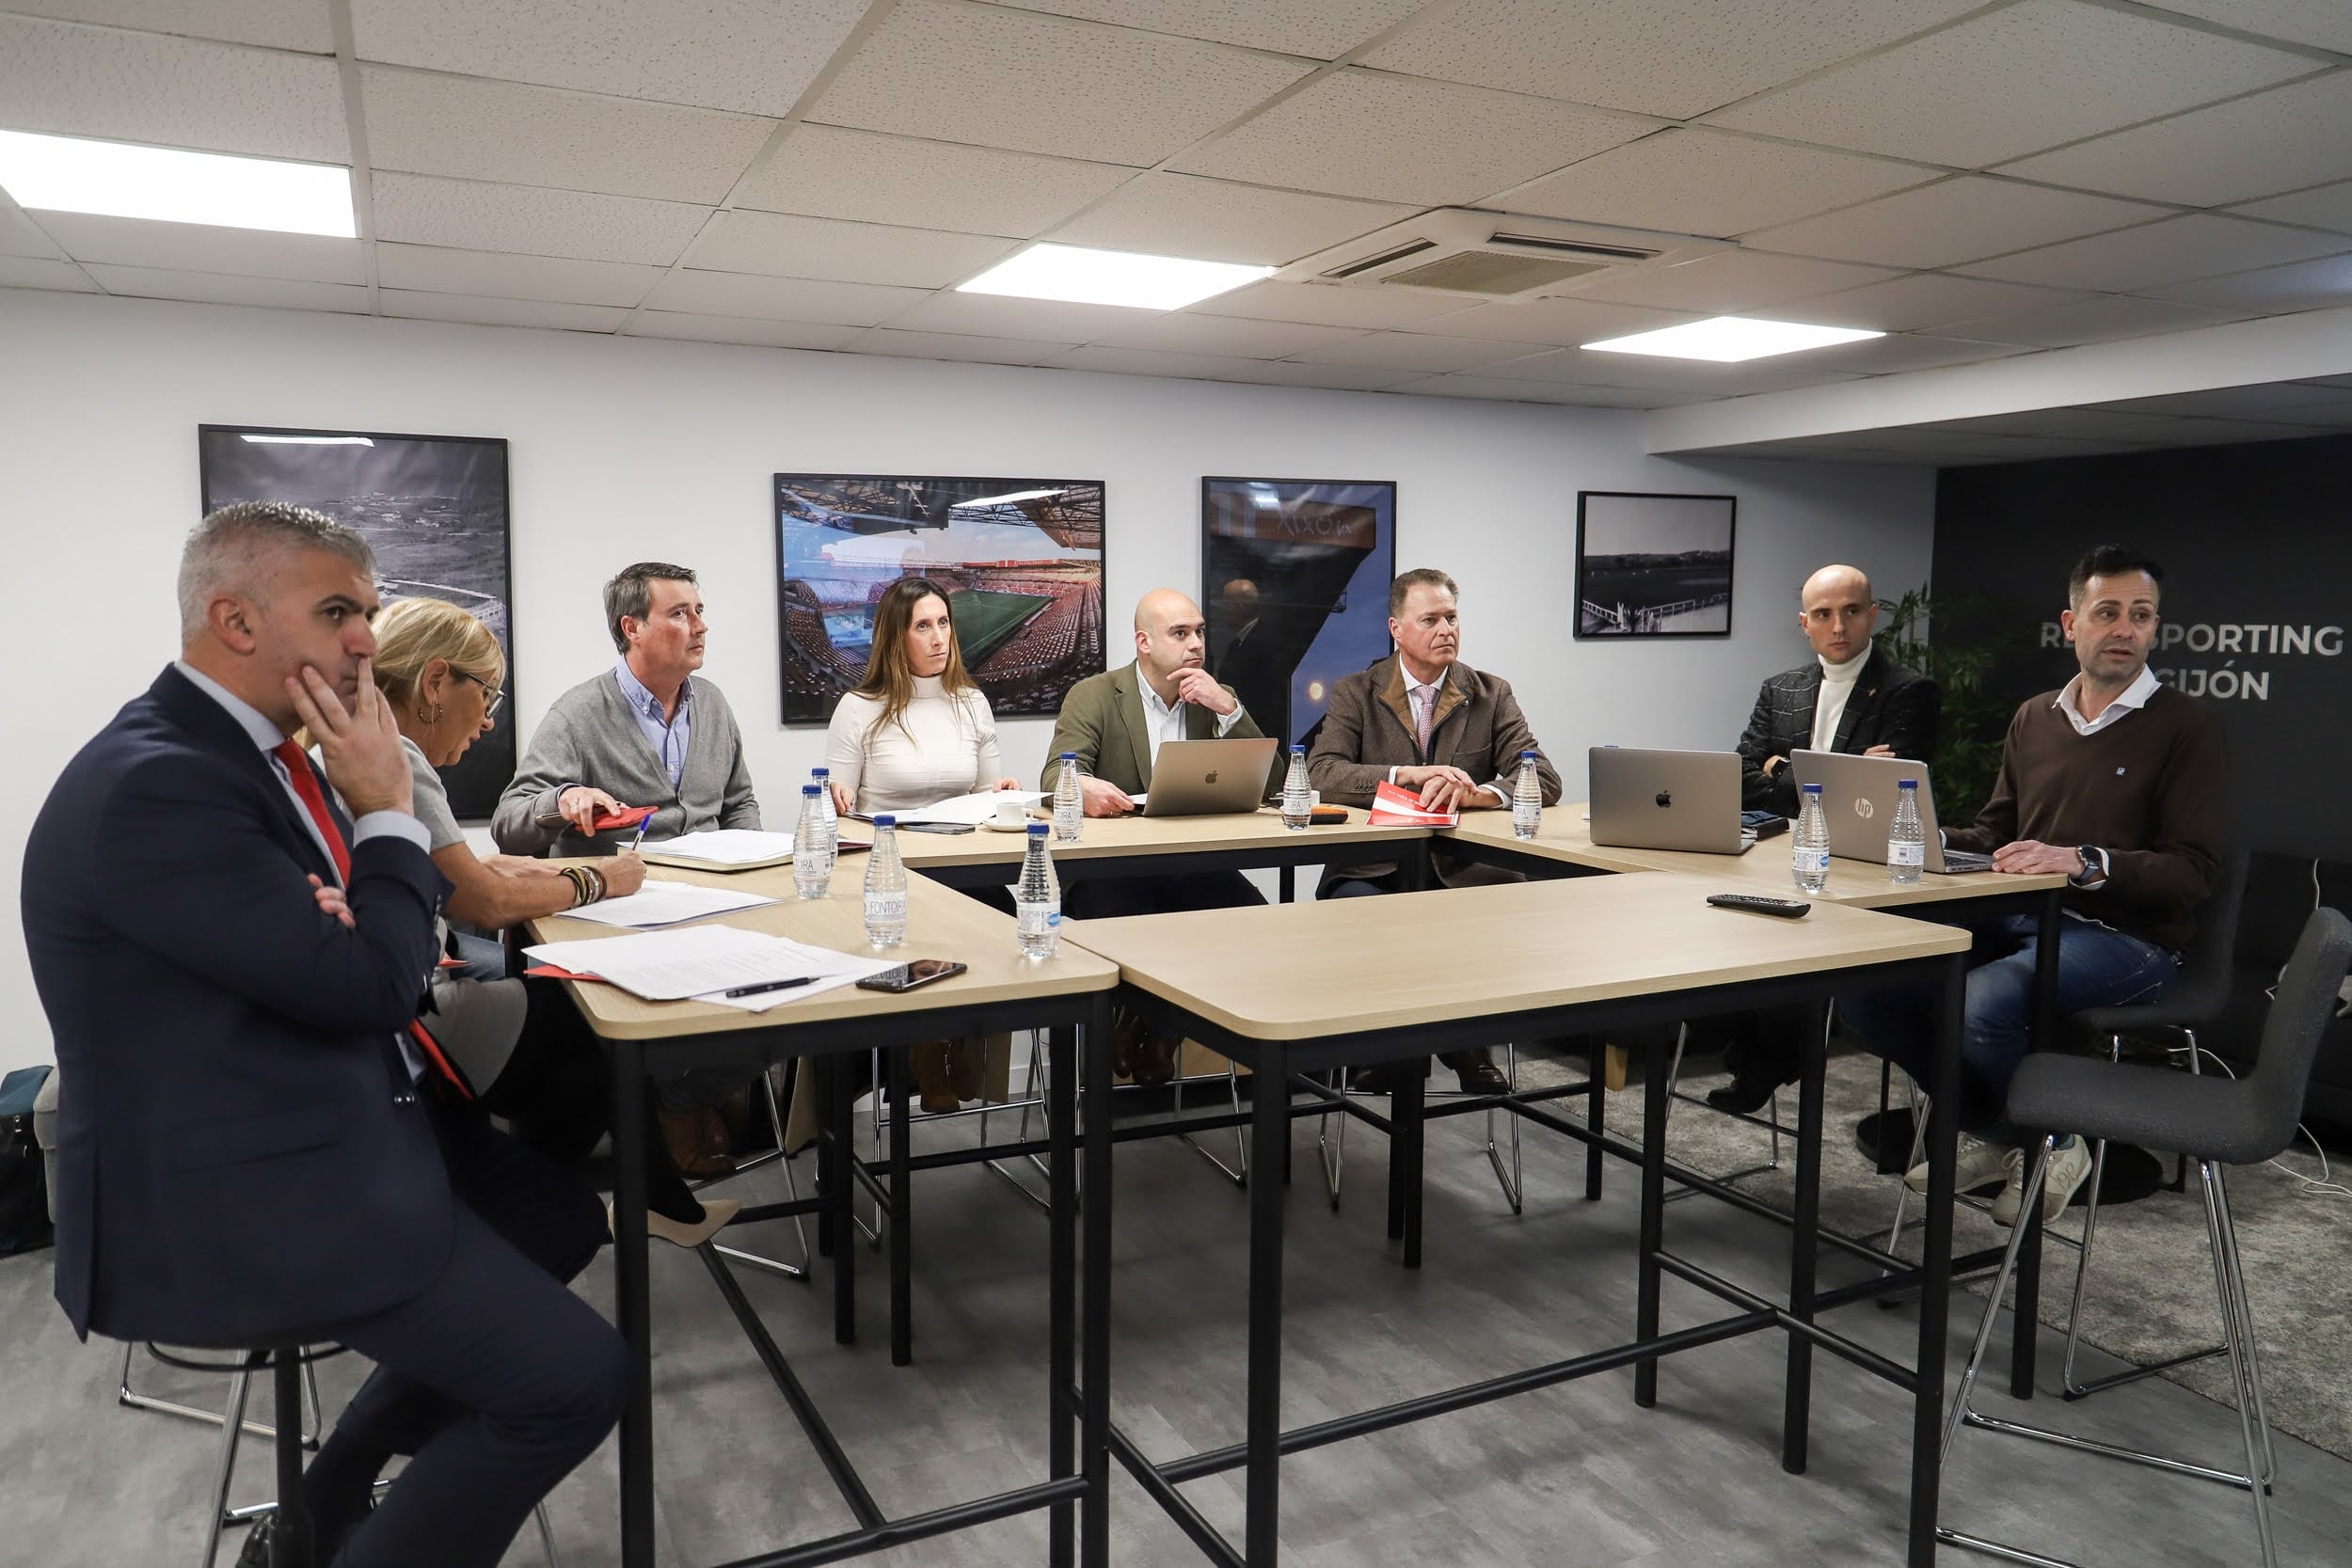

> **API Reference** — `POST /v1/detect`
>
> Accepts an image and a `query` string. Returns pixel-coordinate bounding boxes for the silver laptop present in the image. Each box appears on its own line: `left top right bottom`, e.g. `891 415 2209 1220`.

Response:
1588 748 1754 854
1141 737 1282 817
1790 750 1994 874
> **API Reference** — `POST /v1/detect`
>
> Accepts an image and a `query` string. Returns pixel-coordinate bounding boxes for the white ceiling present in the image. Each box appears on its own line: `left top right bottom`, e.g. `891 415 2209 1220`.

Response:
5 0 2352 457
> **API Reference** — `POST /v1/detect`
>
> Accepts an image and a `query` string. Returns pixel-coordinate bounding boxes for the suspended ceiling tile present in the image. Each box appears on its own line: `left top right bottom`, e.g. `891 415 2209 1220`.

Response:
1998 72 2352 207
621 312 863 351
1937 293 2251 347
2095 385 2352 421
0 205 68 260
849 327 1075 366
1361 0 1984 120
82 262 369 310
373 243 663 307
1169 69 1654 207
1085 311 1366 358
737 125 1132 238
5 0 332 52
1187 277 1471 329
969 0 1427 59
1745 177 2172 271
639 269 929 326
2125 0 2352 55
1383 373 1598 404
883 288 1163 341
685 210 1016 289
1374 295 1694 349
360 66 776 203
1572 249 1899 312
1212 359 1420 390
37 212 363 281
0 255 97 290
1501 128 1937 239
1787 272 2092 332
350 0 870 118
2140 252 2352 313
1040 344 1273 380
1283 329 1541 373
1787 332 2036 375
1931 407 2159 437
809 2 1312 166
2230 179 2352 236
1045 174 1415 267
377 289 628 331
1702 0 2316 169
1962 213 2348 291
2098 417 2344 446
369 173 713 266
0 14 348 160
1425 348 1632 387
1504 351 1860 395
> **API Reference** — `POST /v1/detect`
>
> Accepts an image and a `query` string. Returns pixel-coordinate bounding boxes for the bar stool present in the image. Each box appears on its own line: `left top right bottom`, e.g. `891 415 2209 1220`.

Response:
1314 1044 1527 1214
1937 905 2351 1568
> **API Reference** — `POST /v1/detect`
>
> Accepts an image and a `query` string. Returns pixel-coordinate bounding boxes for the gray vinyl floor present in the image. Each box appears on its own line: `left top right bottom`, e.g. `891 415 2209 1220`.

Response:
5 1083 2346 1568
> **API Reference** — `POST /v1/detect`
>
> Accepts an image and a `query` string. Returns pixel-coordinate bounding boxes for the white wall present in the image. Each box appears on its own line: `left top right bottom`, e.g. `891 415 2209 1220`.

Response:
0 289 1933 1063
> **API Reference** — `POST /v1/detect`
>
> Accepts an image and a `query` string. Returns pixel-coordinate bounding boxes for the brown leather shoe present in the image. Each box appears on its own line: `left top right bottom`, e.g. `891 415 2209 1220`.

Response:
1443 1048 1509 1095
912 1040 962 1115
1111 1009 1149 1083
660 1107 735 1177
1129 1034 1179 1086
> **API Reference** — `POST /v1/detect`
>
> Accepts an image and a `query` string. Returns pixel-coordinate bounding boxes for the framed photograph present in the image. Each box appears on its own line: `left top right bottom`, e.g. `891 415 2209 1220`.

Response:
1200 477 1396 748
773 474 1105 725
1574 490 1737 639
199 424 516 818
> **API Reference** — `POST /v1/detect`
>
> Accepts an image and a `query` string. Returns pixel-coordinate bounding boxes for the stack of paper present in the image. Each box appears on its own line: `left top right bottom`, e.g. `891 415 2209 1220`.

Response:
640 829 798 871
521 925 899 1008
559 880 780 929
1366 779 1460 827
866 789 1043 826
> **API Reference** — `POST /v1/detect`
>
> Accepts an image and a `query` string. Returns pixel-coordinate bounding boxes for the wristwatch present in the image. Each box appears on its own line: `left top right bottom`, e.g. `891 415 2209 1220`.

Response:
2071 846 2109 888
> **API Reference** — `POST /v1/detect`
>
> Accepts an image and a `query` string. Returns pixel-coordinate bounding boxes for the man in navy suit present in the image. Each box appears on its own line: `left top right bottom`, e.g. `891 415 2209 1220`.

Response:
24 502 625 1567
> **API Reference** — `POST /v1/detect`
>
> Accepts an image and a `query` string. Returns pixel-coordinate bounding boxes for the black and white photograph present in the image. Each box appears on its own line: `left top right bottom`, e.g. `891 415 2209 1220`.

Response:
199 425 516 816
1574 490 1737 639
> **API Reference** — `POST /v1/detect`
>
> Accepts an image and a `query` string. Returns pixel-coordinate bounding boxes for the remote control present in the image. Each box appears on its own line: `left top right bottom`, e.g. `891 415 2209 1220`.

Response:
1707 893 1811 918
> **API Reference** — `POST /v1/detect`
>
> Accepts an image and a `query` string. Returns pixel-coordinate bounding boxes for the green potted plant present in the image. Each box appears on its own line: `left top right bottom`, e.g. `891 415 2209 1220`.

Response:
1873 585 2030 827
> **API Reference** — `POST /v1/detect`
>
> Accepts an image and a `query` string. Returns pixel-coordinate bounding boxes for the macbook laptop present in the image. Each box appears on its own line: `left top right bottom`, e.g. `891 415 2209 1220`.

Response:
1588 748 1755 854
1140 737 1282 817
1790 750 1994 874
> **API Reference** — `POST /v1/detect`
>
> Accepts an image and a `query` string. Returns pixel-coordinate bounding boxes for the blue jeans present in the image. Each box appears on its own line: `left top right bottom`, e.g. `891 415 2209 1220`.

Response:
1839 913 2177 1143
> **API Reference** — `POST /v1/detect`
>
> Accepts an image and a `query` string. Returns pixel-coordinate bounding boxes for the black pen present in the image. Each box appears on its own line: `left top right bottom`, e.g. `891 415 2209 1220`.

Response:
723 976 818 998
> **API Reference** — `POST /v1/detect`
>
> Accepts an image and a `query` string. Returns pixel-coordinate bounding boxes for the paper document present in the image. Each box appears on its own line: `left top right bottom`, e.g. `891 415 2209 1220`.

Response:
641 829 798 869
890 789 1045 826
523 925 891 1002
558 879 780 929
1366 779 1459 827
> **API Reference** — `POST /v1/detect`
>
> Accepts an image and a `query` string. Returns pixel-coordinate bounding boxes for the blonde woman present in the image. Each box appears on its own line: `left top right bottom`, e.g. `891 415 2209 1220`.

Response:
823 577 1021 1113
369 596 735 1246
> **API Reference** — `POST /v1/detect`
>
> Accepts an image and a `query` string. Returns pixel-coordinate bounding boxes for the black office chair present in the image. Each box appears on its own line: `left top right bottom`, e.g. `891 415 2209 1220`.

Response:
2057 847 2249 1399
1937 905 2352 1568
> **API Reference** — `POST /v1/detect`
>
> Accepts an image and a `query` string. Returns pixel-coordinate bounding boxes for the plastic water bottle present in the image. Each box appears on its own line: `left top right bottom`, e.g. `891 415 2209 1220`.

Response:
1511 750 1542 840
1015 822 1060 958
1887 777 1926 886
864 815 907 947
793 784 830 899
1792 783 1831 895
810 767 839 871
1279 744 1311 830
1053 752 1083 844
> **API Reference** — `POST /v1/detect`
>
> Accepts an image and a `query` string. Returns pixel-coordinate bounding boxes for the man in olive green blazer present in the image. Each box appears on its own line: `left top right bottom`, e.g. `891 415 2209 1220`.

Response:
1041 589 1275 1081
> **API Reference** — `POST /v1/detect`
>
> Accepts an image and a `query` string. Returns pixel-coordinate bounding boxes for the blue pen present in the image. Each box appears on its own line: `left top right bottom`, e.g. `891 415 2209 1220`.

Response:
629 811 653 849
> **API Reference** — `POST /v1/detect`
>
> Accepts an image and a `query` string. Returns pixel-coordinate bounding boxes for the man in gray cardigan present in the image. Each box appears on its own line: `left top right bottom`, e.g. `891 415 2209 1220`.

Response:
494 562 762 1172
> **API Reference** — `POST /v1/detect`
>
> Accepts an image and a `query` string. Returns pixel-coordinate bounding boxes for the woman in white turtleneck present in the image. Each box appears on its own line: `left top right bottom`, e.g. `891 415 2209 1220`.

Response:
822 577 1022 1111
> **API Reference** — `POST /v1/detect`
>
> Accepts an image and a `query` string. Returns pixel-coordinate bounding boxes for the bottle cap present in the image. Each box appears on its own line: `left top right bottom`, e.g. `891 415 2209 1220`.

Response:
813 767 828 777
803 783 818 795
1292 743 1305 753
872 814 895 828
1899 778 1918 789
1520 750 1536 760
1803 783 1822 794
1028 821 1049 836
1060 751 1077 760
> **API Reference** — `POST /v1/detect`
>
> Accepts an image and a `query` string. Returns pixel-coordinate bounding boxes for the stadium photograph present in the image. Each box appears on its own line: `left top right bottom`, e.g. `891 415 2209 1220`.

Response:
1574 490 1737 640
773 474 1105 723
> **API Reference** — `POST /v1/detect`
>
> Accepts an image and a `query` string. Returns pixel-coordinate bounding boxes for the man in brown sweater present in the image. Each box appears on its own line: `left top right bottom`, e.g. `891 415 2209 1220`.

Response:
1842 545 2226 1226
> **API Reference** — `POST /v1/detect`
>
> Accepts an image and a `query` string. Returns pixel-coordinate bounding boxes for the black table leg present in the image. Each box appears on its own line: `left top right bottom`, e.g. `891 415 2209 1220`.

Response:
889 1044 913 1367
1048 1021 1077 1568
1585 1037 1606 1201
2011 889 2062 1399
1399 1069 1425 1270
1911 950 1968 1567
610 1038 655 1568
815 1053 835 1260
831 1052 856 1347
1246 1041 1288 1565
1783 1000 1829 1474
1083 1000 1114 1568
1635 1034 1668 1408
272 1351 313 1568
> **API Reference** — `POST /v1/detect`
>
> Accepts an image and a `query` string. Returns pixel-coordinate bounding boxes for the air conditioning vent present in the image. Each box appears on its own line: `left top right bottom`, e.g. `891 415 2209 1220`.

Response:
1279 210 1729 304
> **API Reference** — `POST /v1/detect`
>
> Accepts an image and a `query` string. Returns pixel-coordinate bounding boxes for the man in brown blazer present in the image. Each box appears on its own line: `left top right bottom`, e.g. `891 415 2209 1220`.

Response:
1309 568 1562 1092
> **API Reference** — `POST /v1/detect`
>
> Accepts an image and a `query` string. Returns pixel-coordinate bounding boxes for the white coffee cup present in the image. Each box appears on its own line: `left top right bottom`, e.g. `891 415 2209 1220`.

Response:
993 797 1028 828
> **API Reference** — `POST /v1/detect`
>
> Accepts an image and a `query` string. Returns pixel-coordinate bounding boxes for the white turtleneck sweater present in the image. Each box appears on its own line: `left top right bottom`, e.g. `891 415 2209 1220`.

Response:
825 674 1005 814
1810 649 1868 752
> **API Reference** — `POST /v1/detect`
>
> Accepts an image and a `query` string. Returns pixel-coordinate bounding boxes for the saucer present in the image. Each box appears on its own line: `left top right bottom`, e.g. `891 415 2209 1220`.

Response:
978 817 1037 832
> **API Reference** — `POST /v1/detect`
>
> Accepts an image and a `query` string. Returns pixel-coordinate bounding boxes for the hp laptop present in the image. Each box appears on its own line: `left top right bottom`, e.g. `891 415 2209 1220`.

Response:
1790 750 1994 874
1140 737 1282 817
1588 748 1755 854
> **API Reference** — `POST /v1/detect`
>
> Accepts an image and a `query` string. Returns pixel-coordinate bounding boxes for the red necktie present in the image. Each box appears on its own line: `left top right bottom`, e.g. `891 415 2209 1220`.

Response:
272 741 473 1100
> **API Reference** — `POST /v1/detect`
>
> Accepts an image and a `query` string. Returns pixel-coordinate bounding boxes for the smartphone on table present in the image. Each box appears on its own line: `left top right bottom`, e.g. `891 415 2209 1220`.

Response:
856 958 968 992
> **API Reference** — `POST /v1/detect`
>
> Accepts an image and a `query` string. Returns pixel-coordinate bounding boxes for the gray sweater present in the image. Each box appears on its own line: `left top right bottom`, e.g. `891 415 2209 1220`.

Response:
492 670 762 855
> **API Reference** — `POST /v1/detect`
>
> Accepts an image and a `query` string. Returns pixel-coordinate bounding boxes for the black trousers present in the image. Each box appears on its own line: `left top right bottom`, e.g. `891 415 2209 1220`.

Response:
314 1094 627 1568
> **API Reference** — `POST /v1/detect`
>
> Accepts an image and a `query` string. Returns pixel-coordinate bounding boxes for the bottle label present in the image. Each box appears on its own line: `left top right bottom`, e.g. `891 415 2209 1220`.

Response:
1889 842 1926 868
1019 903 1060 937
865 892 906 924
1794 847 1829 877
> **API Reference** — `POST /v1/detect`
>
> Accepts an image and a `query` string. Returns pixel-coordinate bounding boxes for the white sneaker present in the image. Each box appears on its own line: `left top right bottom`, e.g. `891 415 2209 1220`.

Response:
1905 1137 2011 1196
1992 1139 2092 1227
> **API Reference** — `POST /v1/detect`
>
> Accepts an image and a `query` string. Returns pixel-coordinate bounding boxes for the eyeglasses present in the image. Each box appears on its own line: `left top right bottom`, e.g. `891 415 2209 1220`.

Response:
453 668 505 717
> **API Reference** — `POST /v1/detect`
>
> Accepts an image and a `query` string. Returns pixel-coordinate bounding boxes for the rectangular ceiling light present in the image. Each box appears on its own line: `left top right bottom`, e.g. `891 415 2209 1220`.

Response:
1581 315 1883 363
958 243 1272 311
0 130 355 237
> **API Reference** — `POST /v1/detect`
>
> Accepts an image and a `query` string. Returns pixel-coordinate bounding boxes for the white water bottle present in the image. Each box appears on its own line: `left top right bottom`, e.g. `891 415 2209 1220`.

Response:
1511 750 1542 840
793 783 829 899
1887 777 1926 886
811 767 839 871
864 815 907 947
1053 752 1083 844
1015 823 1060 958
1279 744 1311 830
1792 782 1831 895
